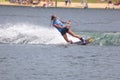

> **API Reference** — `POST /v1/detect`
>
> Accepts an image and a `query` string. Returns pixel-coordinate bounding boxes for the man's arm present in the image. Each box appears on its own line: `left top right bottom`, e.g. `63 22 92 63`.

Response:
60 20 71 24
60 20 67 24
53 24 66 29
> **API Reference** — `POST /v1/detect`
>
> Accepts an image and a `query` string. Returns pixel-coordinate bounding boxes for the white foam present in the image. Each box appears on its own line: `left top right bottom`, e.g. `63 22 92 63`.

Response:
0 23 66 44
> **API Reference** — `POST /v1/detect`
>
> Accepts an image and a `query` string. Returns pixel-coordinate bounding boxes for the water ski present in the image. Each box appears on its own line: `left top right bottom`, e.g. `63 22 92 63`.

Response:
73 37 93 45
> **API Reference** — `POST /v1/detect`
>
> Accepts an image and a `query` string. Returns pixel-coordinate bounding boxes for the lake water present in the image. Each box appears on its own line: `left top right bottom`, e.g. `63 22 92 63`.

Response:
0 6 120 80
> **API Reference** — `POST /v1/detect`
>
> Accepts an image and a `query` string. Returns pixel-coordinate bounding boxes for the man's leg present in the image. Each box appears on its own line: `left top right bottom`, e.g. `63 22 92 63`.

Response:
68 29 80 39
62 34 72 43
68 29 85 43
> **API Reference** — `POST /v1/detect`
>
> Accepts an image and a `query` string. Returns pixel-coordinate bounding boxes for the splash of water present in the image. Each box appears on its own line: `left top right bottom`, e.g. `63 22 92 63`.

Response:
0 23 66 44
0 23 120 46
80 32 120 46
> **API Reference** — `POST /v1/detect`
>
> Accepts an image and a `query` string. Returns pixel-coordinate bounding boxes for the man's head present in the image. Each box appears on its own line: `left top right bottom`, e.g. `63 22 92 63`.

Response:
51 15 56 21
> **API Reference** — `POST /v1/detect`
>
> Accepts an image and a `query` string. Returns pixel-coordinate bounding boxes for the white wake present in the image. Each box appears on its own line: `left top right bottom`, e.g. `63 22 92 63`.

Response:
0 23 67 44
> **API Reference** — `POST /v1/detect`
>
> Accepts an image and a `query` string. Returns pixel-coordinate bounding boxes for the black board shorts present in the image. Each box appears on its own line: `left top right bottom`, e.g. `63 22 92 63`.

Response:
61 28 69 35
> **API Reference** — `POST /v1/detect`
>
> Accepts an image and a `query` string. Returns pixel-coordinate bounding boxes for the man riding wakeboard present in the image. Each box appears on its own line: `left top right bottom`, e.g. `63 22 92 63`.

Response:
51 15 86 44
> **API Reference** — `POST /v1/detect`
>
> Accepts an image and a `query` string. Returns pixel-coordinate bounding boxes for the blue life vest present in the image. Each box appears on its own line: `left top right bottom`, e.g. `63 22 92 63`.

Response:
52 18 65 32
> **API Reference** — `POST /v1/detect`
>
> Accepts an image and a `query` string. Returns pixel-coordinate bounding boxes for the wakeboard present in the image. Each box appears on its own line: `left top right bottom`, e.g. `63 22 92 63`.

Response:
73 37 93 45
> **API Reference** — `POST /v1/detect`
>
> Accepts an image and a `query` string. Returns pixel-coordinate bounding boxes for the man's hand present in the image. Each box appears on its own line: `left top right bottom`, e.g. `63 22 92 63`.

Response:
66 20 71 29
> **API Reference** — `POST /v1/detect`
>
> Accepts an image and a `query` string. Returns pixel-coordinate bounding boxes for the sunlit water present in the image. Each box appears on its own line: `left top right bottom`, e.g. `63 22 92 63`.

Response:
0 6 120 80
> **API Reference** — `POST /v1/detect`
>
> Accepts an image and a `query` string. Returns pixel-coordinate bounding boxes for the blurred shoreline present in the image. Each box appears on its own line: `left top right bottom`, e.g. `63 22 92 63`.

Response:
0 1 120 9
